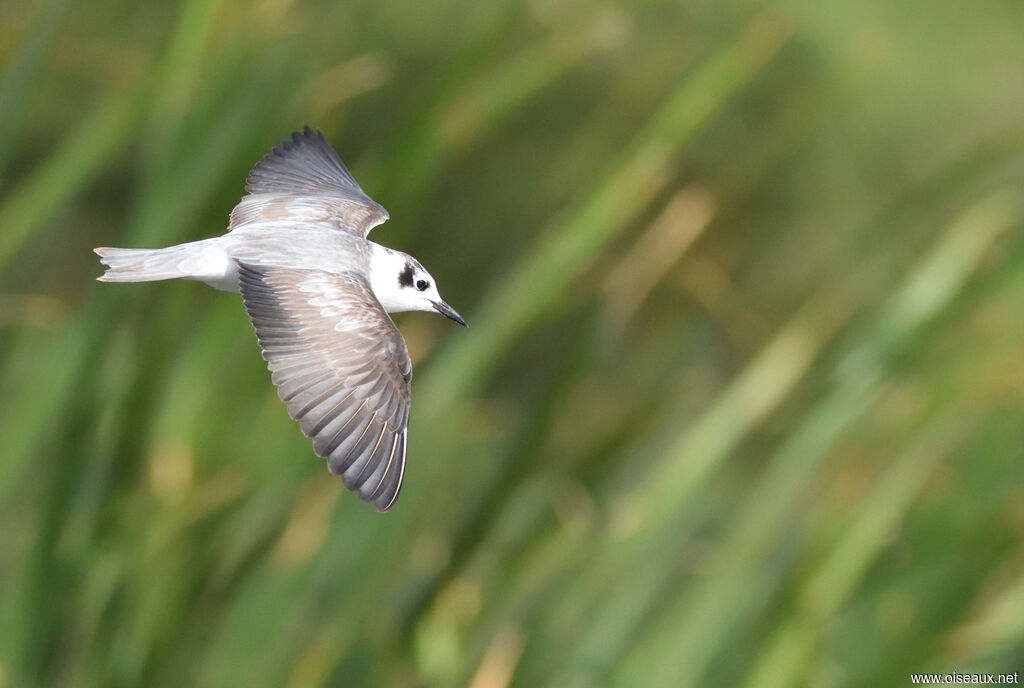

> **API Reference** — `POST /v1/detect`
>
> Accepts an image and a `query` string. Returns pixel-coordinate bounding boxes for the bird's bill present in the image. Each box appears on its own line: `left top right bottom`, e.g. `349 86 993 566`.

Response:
432 300 467 326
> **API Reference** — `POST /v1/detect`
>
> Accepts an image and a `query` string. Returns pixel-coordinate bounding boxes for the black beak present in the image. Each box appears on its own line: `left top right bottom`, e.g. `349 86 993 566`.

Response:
432 300 467 326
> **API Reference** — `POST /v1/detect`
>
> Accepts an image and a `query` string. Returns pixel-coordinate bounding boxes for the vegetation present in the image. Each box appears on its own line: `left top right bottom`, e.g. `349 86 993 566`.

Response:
1 0 1022 686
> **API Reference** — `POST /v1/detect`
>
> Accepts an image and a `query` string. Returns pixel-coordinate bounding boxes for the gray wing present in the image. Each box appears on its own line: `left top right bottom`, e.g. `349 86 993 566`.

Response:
230 127 389 237
238 262 411 511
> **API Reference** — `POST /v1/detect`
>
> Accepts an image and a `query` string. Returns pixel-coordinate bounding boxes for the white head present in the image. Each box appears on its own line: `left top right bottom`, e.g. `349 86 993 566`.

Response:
369 244 466 325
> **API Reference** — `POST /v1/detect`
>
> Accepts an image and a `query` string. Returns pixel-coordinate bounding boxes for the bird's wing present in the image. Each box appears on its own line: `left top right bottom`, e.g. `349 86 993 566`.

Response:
229 127 389 237
237 262 411 511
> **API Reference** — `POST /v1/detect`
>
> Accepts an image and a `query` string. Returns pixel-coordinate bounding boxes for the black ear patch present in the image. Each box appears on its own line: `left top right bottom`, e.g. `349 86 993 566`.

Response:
398 262 415 288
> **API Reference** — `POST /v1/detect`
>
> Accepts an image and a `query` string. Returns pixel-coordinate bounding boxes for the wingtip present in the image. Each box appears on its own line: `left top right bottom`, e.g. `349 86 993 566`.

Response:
246 126 366 198
290 125 321 146
375 488 401 513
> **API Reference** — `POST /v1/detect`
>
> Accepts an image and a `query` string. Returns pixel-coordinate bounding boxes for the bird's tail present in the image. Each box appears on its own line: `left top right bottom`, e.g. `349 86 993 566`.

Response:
94 245 197 283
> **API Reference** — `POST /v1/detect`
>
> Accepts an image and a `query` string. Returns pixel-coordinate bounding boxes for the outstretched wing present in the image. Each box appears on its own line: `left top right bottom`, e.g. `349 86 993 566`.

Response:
238 262 411 511
230 127 389 237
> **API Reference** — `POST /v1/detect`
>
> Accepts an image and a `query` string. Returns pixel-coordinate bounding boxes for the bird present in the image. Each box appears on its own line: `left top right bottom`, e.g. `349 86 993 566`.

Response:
95 126 466 512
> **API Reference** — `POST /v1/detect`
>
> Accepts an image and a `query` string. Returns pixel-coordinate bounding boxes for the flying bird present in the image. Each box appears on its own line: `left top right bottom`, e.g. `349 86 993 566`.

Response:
95 127 466 512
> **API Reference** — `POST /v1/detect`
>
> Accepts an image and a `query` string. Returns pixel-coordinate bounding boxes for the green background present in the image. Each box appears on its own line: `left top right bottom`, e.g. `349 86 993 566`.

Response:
1 0 1023 686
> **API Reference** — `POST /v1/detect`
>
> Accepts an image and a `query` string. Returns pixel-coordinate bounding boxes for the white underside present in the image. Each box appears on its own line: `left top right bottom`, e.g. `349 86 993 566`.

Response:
188 247 239 291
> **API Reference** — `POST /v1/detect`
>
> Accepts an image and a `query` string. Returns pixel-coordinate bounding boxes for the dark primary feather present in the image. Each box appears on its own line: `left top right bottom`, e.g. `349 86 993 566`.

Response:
246 126 364 196
237 262 412 512
230 126 389 237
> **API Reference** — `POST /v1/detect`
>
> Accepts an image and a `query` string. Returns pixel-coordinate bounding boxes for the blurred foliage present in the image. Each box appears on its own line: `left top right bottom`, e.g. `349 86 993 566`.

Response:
1 0 1023 686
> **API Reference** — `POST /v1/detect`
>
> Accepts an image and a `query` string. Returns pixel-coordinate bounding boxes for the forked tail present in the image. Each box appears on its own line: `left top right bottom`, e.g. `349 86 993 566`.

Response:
95 239 237 291
94 245 195 283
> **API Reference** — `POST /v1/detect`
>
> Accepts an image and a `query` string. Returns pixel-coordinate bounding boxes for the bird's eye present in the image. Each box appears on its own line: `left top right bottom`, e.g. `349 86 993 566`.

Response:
416 279 429 291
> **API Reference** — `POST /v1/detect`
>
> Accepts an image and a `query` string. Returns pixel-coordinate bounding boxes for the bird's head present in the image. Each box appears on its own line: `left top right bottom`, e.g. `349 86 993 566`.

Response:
369 246 466 325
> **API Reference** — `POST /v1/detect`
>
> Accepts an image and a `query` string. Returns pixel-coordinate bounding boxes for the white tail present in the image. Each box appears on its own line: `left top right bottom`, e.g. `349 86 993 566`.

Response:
94 239 237 290
94 246 195 283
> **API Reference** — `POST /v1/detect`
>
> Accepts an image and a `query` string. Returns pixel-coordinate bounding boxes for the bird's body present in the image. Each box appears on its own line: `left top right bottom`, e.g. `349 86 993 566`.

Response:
95 127 465 512
100 227 374 292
